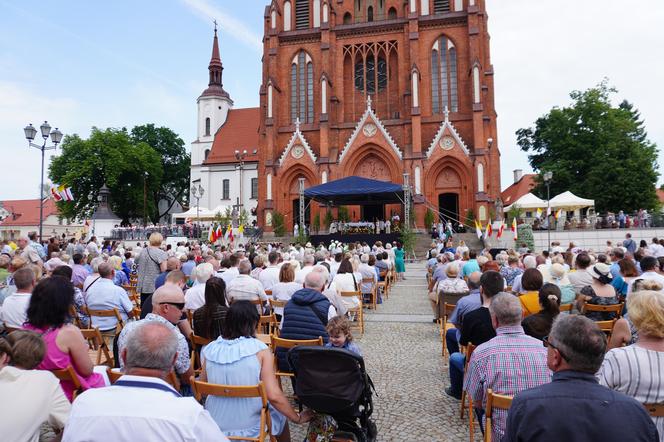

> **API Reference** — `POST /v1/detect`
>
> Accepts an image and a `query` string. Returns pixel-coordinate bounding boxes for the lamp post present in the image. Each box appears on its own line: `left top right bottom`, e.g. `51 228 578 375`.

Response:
543 171 553 252
23 121 63 241
191 184 205 226
234 149 248 224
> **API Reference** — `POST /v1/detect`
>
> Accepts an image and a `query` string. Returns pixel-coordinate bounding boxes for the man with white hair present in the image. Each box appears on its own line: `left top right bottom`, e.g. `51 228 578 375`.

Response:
511 255 537 294
225 260 267 309
295 254 315 284
184 262 214 311
464 293 550 440
311 264 347 316
16 236 42 268
64 322 226 441
258 251 280 290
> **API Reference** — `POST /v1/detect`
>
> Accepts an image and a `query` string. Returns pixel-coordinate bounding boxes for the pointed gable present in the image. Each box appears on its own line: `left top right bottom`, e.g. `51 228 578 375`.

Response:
278 118 317 166
425 106 470 158
338 96 402 164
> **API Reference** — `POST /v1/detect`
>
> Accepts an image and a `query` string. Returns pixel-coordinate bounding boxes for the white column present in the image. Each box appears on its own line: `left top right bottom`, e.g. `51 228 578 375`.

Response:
284 1 292 31
420 0 429 15
411 71 419 108
321 78 327 114
473 66 481 104
414 166 421 194
267 84 273 118
322 171 328 183
313 0 320 27
267 173 272 200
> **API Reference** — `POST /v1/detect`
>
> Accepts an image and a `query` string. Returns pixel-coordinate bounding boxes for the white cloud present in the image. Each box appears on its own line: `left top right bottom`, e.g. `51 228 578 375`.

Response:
180 0 263 53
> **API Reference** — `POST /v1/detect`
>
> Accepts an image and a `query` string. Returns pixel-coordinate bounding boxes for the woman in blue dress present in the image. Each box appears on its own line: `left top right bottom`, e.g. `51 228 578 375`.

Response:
201 301 313 440
394 241 406 280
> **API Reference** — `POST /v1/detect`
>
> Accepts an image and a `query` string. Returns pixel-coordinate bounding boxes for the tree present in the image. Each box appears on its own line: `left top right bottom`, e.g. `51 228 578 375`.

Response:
517 81 660 212
507 204 522 224
424 208 436 230
49 128 163 223
272 211 286 237
130 124 190 222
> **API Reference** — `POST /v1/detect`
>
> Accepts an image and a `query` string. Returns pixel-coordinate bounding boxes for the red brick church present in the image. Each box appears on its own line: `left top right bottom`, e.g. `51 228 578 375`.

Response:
207 0 502 232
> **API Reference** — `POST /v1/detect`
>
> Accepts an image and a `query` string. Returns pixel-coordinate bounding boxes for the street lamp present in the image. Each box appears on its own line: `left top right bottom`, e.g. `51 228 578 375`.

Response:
24 121 64 241
543 171 553 252
235 149 248 226
191 184 205 224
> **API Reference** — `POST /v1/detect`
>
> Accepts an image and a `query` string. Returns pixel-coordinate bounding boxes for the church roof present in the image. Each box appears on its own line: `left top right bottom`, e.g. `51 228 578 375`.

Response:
0 198 59 227
205 107 260 165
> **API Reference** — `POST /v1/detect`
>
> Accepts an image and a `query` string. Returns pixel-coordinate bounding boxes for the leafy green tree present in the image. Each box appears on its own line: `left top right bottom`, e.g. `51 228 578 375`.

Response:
312 212 320 234
272 211 286 237
507 204 522 224
324 209 334 230
424 208 435 229
517 81 660 212
337 206 350 222
49 128 163 223
130 124 190 221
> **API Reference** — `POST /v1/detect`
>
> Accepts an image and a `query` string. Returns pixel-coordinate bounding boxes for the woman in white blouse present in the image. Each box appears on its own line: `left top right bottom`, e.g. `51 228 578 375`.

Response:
270 264 302 319
331 259 360 309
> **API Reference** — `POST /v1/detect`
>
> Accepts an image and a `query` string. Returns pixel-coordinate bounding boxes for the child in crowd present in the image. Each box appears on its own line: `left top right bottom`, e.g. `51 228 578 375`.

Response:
325 316 362 356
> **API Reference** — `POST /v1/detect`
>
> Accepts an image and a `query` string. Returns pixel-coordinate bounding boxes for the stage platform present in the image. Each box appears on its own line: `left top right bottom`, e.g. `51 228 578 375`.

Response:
309 233 400 246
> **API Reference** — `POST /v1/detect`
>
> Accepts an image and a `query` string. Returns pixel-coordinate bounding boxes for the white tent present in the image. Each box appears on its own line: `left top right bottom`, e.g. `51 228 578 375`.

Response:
171 206 216 221
503 192 547 211
549 191 595 210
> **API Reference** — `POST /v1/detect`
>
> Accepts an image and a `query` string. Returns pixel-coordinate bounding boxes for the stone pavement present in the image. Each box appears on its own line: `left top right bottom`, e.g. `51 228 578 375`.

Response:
289 263 481 441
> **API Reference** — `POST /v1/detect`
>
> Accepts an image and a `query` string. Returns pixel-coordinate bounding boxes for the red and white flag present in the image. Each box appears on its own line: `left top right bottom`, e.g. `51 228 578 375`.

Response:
511 218 518 240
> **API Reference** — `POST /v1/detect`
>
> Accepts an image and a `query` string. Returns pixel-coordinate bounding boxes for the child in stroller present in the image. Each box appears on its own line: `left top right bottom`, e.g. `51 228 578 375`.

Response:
288 346 377 442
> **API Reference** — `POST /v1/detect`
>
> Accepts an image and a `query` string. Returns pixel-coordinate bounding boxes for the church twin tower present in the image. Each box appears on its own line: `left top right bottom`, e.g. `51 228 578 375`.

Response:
193 0 501 231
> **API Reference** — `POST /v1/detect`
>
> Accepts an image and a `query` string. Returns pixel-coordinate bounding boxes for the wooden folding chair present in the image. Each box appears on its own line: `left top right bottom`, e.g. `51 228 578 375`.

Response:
460 343 476 419
186 309 195 328
107 368 181 391
270 335 323 387
440 303 457 357
643 403 664 417
484 389 514 442
559 303 573 313
81 327 114 366
83 306 125 335
596 319 618 342
51 366 83 400
378 271 389 300
189 332 212 376
582 302 624 319
257 313 279 336
268 298 287 312
69 305 83 328
341 290 364 335
361 277 378 310
106 367 123 384
191 379 275 442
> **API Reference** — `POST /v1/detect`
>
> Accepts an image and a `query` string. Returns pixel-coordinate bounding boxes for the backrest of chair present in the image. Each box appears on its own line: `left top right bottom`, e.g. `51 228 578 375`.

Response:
595 319 617 333
85 306 124 323
443 303 456 320
582 302 624 316
463 343 476 369
69 305 83 328
269 298 287 309
559 303 573 312
107 368 123 384
190 332 212 347
271 335 323 351
644 403 664 417
257 314 278 334
191 378 267 405
51 366 82 390
80 327 103 345
486 388 513 418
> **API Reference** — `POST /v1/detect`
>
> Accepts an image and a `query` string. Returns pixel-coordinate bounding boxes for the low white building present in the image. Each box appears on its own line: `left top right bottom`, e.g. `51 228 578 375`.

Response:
0 198 84 241
189 28 258 225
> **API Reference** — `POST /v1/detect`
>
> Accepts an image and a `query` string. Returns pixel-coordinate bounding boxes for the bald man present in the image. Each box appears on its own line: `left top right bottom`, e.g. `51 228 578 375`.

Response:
117 285 193 389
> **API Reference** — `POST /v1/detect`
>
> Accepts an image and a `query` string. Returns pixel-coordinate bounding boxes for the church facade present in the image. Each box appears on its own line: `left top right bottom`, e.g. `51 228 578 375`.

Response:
257 0 501 231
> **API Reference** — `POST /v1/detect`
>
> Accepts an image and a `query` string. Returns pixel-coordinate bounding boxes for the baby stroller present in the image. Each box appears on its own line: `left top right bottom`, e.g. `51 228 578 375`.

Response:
288 346 377 442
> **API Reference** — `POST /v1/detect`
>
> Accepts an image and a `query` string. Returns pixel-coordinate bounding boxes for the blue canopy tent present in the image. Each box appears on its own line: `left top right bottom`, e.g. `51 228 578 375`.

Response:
303 176 404 205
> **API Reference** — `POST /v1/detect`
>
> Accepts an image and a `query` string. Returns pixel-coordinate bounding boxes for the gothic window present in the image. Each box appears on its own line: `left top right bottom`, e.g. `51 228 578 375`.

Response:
367 6 373 21
388 6 397 19
251 178 258 199
205 117 210 136
222 179 230 200
355 55 387 94
343 12 352 24
431 36 458 114
291 51 314 123
204 149 210 161
433 0 450 13
295 0 309 29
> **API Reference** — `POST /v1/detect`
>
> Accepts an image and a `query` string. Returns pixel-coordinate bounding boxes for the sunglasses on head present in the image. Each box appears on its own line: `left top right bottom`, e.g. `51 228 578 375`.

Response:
159 302 185 310
543 335 569 361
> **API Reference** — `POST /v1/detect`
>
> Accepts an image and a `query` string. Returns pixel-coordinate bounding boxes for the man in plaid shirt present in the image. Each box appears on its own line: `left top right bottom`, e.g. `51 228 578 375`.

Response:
464 293 551 441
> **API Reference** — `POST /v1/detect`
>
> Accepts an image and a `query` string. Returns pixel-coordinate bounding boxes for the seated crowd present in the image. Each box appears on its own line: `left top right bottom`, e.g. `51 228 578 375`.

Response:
0 232 391 440
428 235 664 441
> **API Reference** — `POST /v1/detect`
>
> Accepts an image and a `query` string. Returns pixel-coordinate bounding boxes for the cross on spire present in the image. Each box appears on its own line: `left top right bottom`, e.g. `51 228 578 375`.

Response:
213 19 218 33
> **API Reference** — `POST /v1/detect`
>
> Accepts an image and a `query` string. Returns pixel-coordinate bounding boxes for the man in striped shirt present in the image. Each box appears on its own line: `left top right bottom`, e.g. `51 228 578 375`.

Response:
464 293 551 441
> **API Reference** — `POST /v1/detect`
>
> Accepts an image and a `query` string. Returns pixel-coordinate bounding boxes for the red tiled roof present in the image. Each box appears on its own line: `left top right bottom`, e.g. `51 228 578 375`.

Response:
0 198 59 226
501 174 537 205
205 107 261 165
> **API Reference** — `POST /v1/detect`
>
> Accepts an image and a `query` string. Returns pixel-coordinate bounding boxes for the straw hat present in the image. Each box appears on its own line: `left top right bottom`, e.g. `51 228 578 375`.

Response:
547 263 570 286
590 263 613 281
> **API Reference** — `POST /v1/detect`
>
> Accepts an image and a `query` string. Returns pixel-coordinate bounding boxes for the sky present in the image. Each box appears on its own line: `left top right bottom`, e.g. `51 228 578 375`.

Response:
0 0 662 200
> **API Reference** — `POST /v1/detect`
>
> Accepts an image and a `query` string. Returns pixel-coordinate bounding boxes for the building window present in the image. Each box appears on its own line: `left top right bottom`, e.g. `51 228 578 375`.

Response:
343 12 352 24
205 117 210 136
433 0 450 13
295 0 309 29
204 149 210 161
431 35 458 114
355 55 387 94
291 50 314 123
251 178 258 199
388 7 397 19
222 179 230 200
367 6 373 21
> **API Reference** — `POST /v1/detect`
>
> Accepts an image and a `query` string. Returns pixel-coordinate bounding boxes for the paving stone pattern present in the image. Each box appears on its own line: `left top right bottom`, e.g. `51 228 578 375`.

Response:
289 263 481 441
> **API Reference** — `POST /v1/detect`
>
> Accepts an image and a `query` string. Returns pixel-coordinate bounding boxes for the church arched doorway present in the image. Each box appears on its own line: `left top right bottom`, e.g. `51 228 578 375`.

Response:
438 193 459 224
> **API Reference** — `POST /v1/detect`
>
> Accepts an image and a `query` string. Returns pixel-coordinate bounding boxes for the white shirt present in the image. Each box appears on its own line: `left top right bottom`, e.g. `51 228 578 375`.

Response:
86 278 134 331
62 375 227 442
295 265 314 284
220 266 239 286
0 366 70 442
184 283 206 311
258 266 280 291
636 271 664 288
270 281 302 316
0 291 31 329
648 243 664 258
226 275 267 304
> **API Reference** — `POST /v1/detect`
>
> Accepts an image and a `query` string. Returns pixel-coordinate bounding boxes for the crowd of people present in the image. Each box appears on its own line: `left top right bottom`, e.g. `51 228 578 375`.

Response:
0 231 407 441
426 234 664 441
